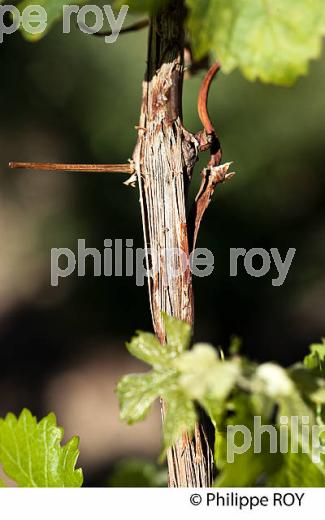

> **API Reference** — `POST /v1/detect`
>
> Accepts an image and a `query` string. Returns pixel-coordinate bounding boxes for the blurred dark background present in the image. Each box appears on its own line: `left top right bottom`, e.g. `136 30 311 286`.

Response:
0 14 324 485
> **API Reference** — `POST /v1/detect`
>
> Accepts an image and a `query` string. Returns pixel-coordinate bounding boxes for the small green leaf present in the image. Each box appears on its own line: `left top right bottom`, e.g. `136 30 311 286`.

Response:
174 343 240 401
126 322 189 369
126 331 167 368
0 409 83 487
117 370 177 424
163 313 192 355
186 0 325 85
163 390 196 450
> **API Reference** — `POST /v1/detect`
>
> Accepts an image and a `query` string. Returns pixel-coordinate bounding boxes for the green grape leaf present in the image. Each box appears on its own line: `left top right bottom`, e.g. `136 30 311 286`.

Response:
162 390 196 450
0 409 83 487
126 315 191 369
117 369 177 424
186 0 325 85
174 343 240 401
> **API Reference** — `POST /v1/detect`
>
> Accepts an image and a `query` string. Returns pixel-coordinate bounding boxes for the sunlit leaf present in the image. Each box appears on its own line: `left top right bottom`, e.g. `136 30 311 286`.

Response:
0 409 83 487
186 0 325 85
117 369 177 424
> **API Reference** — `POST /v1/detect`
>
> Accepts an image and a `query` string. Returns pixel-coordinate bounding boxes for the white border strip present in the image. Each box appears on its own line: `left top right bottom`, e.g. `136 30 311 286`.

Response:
1 488 323 519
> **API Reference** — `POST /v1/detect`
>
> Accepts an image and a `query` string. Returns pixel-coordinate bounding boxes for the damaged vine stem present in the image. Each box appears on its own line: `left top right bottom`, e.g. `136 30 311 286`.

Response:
9 0 234 488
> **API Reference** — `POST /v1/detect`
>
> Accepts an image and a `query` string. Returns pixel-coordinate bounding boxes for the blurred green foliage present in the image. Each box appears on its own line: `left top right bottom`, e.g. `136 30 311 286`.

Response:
118 316 325 486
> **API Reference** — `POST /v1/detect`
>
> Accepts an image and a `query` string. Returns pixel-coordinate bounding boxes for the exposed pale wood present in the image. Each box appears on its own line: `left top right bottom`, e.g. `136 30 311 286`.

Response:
133 0 214 487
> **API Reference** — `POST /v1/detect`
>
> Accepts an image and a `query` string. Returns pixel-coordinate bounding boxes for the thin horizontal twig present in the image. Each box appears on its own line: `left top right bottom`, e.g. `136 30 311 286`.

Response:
85 19 149 38
8 162 134 174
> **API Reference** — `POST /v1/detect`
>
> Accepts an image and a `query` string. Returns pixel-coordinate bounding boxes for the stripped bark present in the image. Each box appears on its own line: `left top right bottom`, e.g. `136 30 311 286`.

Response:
132 0 214 487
